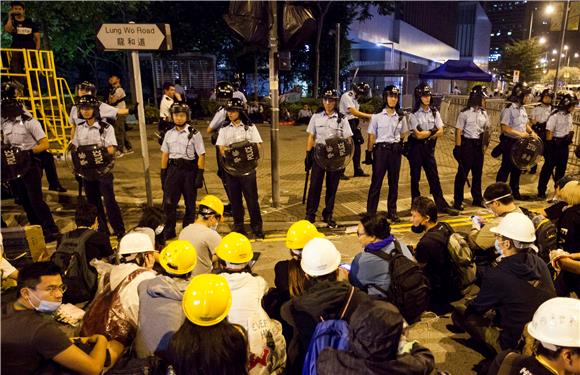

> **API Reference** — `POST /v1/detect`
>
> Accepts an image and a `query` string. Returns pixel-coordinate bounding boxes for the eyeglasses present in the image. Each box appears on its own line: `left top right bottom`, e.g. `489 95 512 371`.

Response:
39 285 68 294
483 193 512 207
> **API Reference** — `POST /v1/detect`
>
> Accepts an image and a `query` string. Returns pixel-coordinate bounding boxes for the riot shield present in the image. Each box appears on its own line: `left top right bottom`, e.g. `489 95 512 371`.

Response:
1 144 31 181
66 144 114 180
481 124 492 152
314 136 353 171
222 140 260 177
511 137 543 170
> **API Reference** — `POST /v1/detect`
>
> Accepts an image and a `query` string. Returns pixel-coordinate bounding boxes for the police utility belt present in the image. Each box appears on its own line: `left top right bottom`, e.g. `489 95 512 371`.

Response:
461 135 483 146
374 142 402 151
168 158 198 171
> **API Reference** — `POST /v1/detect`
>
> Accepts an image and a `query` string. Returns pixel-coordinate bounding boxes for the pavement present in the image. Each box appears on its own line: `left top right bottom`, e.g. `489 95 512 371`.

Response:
3 119 578 374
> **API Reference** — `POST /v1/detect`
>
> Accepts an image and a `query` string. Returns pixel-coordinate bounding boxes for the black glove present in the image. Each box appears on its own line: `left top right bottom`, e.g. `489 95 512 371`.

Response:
401 141 409 158
129 102 139 116
453 146 461 161
304 150 314 172
363 150 373 165
429 128 439 138
195 169 204 189
161 169 167 190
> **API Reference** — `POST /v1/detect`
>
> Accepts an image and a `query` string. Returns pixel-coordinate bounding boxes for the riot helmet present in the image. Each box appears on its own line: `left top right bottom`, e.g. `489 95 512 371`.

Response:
352 82 370 97
76 95 100 120
75 81 97 98
321 88 339 100
540 88 555 102
467 85 488 108
169 102 191 125
216 81 234 101
383 85 400 109
225 98 245 112
507 82 531 105
557 93 578 112
1 81 23 119
414 83 432 109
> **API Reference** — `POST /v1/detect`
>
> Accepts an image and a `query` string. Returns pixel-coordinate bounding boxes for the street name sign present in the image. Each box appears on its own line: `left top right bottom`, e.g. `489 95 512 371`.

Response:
97 23 172 51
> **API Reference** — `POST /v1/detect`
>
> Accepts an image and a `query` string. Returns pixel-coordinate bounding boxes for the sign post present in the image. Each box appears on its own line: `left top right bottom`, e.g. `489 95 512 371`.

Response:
97 23 172 206
512 70 520 83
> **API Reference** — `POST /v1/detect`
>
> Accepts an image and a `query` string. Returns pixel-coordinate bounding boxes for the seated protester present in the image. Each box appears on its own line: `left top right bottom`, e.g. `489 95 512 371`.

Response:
1 262 108 375
281 238 370 373
410 197 464 313
349 211 414 298
468 182 522 281
167 274 249 375
55 202 113 304
215 232 286 375
317 300 435 375
80 232 157 367
541 175 578 221
263 220 324 344
134 240 198 359
178 195 224 275
134 205 167 250
297 104 313 125
452 212 556 356
550 249 580 297
487 297 580 375
553 180 580 253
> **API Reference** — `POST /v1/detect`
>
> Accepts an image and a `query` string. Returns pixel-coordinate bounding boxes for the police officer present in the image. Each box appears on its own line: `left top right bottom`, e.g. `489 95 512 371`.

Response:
453 85 489 210
1 82 60 242
158 82 181 145
71 95 125 238
496 82 538 200
529 88 555 174
207 81 236 214
408 83 458 216
339 82 372 178
216 98 264 238
160 102 205 239
305 88 353 228
364 85 408 222
537 93 578 199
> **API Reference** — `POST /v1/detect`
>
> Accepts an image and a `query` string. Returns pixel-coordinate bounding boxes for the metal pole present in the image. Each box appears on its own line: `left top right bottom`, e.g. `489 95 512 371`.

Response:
269 2 280 208
131 50 153 206
335 23 340 93
528 9 534 40
553 0 570 92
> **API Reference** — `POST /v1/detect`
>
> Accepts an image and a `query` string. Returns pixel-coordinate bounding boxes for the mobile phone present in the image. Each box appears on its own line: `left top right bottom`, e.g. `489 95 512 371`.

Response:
471 215 482 230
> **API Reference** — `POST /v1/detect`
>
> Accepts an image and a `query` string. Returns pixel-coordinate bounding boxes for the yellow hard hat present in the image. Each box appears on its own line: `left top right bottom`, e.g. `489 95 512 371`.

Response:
286 220 325 250
199 195 225 217
215 232 253 264
159 240 198 275
182 274 232 326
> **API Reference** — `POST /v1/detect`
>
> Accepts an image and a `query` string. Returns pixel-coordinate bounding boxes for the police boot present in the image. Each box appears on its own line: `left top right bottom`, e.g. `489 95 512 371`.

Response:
322 214 338 229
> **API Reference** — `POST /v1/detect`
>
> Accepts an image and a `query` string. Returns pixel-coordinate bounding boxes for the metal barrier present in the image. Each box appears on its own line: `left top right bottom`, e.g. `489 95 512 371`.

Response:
1 48 75 155
440 96 580 173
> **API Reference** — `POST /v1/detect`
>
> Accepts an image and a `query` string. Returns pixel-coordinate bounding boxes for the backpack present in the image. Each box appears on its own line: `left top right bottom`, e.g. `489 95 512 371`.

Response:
51 229 97 304
302 287 354 375
520 207 558 263
441 223 477 294
370 241 430 324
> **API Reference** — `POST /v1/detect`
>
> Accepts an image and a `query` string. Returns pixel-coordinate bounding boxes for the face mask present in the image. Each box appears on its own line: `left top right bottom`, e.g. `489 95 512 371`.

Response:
210 223 218 231
26 290 61 313
411 224 426 234
494 239 504 257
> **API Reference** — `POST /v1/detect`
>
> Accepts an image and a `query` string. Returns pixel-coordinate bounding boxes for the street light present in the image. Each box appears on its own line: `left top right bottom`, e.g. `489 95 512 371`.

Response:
552 49 558 55
529 4 558 39
545 4 555 15
539 36 547 44
575 52 579 58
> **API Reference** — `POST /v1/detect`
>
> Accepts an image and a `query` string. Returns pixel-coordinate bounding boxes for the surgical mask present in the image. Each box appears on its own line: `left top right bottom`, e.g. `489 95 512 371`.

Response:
411 224 426 234
26 290 62 313
210 223 218 231
494 239 504 257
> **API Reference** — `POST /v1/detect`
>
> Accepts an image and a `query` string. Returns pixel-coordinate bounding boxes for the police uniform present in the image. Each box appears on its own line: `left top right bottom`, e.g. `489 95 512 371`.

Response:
408 107 451 210
529 103 553 174
538 111 573 195
1 111 59 240
305 110 353 222
209 107 230 196
161 125 205 237
216 121 263 233
72 118 125 237
339 90 364 174
366 109 407 215
453 107 489 207
496 103 528 197
158 95 174 143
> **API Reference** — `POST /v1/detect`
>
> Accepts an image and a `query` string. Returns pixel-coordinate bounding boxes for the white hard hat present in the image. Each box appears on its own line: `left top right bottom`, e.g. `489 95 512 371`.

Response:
118 232 155 255
300 238 341 277
528 297 580 349
490 212 536 243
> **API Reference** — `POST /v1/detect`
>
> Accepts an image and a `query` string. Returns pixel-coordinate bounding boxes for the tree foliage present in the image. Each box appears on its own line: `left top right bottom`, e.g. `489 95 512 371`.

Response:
499 38 543 83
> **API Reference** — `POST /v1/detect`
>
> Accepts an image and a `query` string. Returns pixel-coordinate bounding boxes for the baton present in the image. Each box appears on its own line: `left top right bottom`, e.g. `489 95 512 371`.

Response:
203 176 209 194
302 168 310 205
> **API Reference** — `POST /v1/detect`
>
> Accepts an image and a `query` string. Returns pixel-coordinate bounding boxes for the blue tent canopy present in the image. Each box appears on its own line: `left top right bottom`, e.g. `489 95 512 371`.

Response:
420 60 492 82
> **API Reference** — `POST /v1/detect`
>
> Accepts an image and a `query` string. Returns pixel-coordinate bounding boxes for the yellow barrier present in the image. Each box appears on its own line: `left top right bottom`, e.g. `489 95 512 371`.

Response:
1 48 74 155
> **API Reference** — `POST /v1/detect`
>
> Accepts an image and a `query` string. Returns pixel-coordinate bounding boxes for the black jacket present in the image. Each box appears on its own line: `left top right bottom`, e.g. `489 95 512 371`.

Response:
466 251 555 350
317 300 434 375
280 280 370 374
